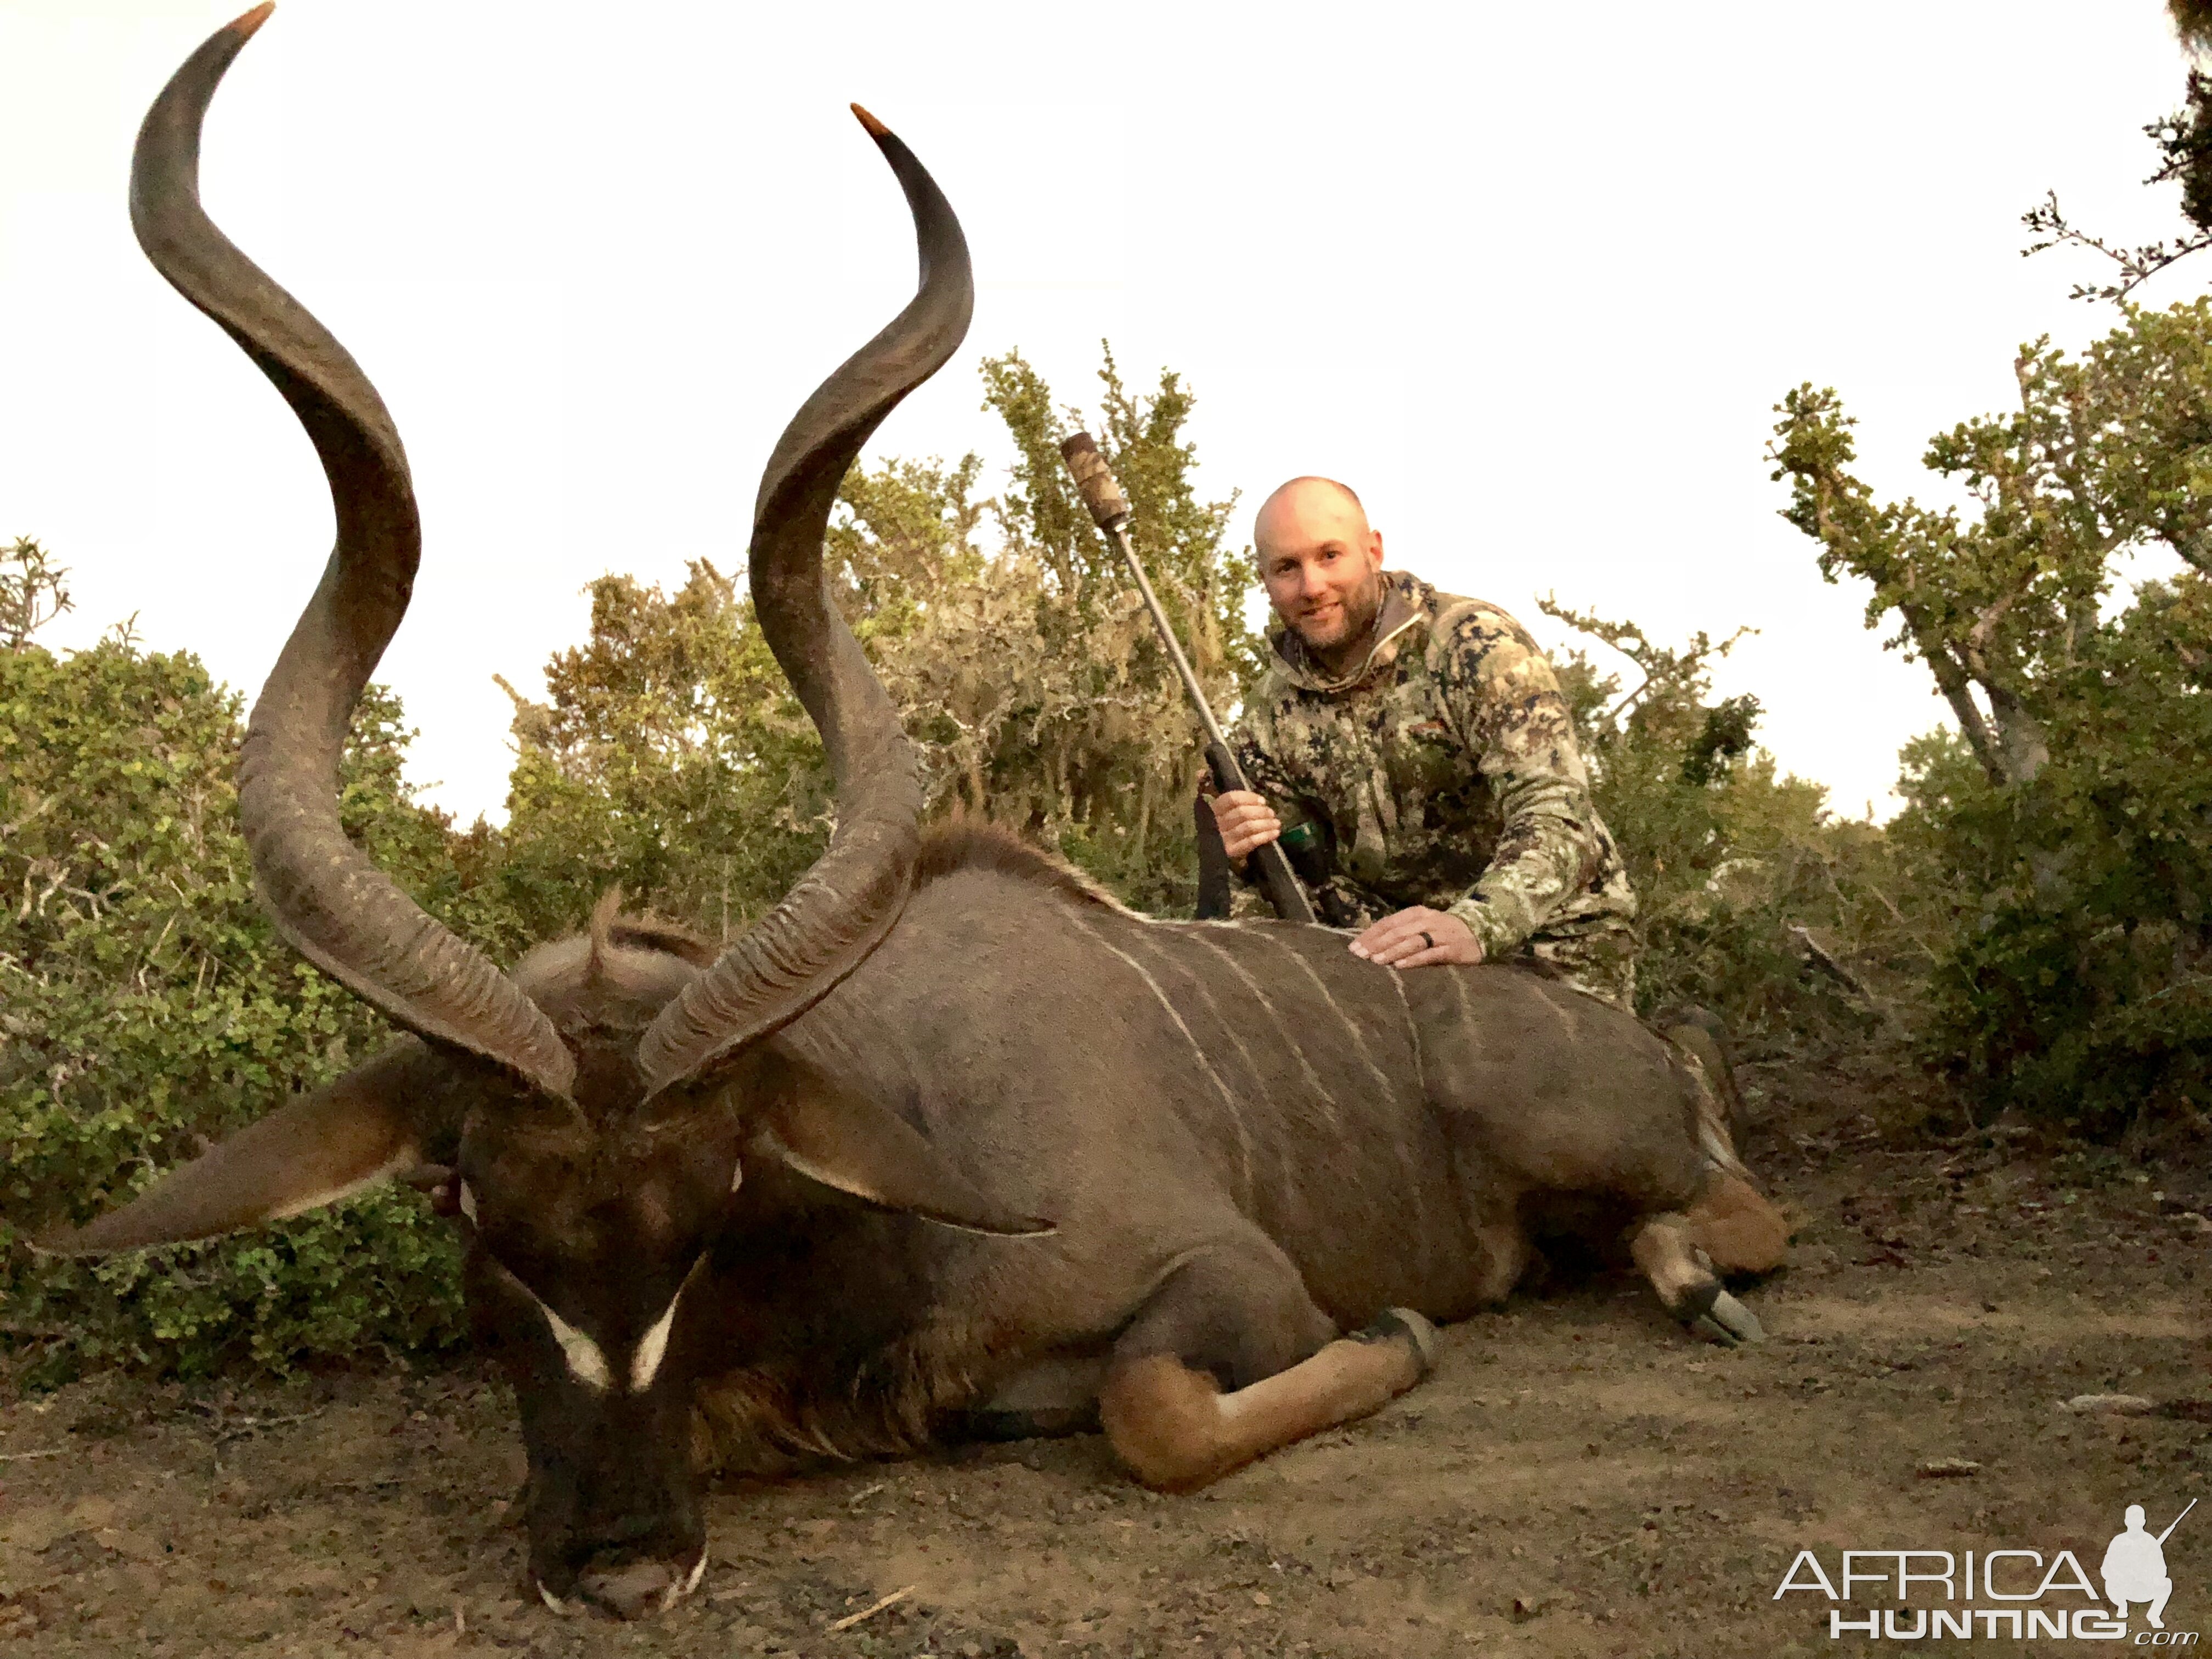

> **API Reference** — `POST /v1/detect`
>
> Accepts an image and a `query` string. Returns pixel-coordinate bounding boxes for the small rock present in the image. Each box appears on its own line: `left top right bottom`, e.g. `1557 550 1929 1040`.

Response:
1511 1590 1551 1618
1916 1458 1982 1479
2063 1394 2159 1415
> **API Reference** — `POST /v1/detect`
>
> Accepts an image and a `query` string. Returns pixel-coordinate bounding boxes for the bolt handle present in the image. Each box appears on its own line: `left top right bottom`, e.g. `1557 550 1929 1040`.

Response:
1059 432 1130 529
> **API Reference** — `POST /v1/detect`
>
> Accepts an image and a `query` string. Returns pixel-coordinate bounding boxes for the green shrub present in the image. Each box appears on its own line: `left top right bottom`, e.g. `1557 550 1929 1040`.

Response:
1543 600 1926 1046
1773 300 2212 1135
1890 584 2212 1134
1 563 476 1380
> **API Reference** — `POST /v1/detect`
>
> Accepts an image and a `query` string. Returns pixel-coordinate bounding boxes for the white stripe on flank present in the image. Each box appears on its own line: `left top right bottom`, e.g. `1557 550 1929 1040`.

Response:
1265 932 1431 1250
1385 969 1430 1102
1264 933 1401 1101
1178 929 1340 1135
1072 915 1255 1204
1123 930 1277 1190
629 1282 685 1393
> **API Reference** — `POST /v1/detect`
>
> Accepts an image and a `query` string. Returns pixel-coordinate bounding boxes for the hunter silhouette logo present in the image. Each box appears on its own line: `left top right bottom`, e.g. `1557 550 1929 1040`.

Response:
2106 1501 2194 1630
1774 1495 2200 1641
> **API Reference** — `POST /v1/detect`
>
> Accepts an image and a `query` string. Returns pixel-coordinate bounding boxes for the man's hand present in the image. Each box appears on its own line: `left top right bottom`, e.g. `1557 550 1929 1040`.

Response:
1349 906 1484 969
1209 788 1281 863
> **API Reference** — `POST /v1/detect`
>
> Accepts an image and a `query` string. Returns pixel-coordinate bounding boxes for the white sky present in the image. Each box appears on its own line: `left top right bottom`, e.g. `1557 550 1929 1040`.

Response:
2 1 2200 827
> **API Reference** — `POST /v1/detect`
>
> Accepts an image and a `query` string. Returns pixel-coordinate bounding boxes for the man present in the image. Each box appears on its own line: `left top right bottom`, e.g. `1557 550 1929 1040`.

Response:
1212 475 1782 1270
1211 475 1636 1007
2102 1503 2182 1630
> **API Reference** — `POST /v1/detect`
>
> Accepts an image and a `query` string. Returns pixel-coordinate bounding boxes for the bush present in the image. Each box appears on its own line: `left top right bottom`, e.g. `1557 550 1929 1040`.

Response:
1542 599 1927 1047
1773 300 2212 1137
1891 584 2212 1136
1 549 477 1380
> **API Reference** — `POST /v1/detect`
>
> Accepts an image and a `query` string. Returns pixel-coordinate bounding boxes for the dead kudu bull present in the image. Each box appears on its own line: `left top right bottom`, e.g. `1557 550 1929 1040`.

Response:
41 6 1784 1622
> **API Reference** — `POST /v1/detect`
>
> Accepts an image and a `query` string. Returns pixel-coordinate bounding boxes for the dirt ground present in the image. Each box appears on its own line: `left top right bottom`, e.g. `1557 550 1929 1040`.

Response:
2 1050 2207 1658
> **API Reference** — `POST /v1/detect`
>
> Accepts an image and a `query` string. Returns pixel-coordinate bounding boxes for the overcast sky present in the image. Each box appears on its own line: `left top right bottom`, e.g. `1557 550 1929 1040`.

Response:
2 1 2201 826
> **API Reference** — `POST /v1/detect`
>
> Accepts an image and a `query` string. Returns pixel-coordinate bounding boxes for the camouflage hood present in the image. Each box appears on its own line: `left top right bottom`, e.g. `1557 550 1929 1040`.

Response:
1266 571 1432 695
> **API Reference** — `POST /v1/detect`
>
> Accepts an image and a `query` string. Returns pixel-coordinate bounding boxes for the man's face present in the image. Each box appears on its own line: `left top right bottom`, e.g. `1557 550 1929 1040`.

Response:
1255 482 1385 663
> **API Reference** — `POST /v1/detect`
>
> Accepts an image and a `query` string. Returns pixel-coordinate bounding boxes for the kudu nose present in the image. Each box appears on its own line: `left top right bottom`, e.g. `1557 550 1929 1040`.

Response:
575 1555 691 1621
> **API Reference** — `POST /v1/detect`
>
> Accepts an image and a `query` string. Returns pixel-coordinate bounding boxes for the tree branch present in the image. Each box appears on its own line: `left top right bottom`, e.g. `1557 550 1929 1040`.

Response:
2022 190 2212 304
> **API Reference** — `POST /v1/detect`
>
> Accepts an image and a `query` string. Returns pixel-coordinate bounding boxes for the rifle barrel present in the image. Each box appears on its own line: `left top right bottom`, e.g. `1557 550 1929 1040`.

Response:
2157 1497 2196 1545
1059 431 1316 926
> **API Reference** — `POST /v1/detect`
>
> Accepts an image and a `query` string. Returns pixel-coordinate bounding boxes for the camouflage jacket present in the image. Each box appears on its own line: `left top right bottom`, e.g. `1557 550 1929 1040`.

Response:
1229 571 1636 964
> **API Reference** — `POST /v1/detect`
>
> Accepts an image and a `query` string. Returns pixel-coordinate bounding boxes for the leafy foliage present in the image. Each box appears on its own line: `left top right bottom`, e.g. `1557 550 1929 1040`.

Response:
1 548 475 1380
1773 300 2212 1135
490 346 1261 928
2021 3 2212 302
1538 602 1920 1042
0 536 72 650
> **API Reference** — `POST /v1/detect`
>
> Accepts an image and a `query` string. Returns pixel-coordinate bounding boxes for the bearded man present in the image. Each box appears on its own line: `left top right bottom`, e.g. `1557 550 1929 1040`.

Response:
1212 476 1782 1263
1212 475 1637 1005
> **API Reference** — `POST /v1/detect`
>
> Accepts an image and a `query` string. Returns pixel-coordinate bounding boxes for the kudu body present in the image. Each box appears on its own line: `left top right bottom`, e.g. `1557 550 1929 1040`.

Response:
43 8 1781 1622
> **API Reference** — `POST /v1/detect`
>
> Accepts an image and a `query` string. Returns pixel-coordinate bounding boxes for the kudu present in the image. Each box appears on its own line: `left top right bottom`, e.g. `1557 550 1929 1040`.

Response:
42 6 1783 1622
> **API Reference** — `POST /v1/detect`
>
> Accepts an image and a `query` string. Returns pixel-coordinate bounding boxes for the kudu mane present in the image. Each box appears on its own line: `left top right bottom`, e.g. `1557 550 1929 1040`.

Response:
911 818 1130 915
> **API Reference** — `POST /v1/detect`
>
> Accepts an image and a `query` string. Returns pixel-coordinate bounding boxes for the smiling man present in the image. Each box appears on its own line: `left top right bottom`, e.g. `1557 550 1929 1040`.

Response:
1212 475 1638 1005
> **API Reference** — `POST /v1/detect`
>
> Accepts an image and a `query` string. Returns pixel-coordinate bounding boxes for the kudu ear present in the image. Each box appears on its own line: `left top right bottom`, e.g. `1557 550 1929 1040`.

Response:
34 1042 435 1255
756 1059 1052 1239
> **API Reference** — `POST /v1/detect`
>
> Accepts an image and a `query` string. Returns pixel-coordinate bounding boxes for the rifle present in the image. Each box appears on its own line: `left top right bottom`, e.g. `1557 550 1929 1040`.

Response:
2157 1499 2196 1545
1059 433 1316 924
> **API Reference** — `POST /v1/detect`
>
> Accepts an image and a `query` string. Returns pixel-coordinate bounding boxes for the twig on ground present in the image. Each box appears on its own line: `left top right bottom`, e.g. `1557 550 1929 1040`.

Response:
0 1447 67 1462
189 1404 325 1471
827 1584 915 1632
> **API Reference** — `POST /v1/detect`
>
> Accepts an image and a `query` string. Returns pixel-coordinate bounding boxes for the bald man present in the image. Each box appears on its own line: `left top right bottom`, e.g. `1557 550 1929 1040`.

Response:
1210 477 1784 1268
1212 476 1638 1004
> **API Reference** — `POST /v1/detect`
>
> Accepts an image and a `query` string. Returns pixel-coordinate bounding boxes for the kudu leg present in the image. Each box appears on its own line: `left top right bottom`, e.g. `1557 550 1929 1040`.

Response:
1629 1212 1764 1347
1684 1169 1789 1276
1660 1011 1791 1276
1098 1245 1437 1492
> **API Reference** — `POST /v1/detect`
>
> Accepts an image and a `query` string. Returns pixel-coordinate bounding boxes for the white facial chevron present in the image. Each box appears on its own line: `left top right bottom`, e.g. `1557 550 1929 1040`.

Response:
629 1282 685 1393
524 1283 613 1394
499 1261 687 1396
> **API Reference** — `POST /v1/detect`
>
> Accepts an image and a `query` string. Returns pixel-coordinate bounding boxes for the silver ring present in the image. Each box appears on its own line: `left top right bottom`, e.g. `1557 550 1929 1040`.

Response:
1419 930 1434 950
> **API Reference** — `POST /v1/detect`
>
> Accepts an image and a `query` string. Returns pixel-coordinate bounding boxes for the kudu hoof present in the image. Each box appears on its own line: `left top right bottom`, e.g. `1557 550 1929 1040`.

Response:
1671 1281 1765 1347
573 1553 704 1621
1353 1307 1440 1377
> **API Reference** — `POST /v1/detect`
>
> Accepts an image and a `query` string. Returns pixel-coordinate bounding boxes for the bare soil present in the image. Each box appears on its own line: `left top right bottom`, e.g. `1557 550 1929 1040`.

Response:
3 1052 2207 1658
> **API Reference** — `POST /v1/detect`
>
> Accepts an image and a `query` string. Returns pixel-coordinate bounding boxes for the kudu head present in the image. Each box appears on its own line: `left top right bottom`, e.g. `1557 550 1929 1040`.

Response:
37 5 1029 1620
